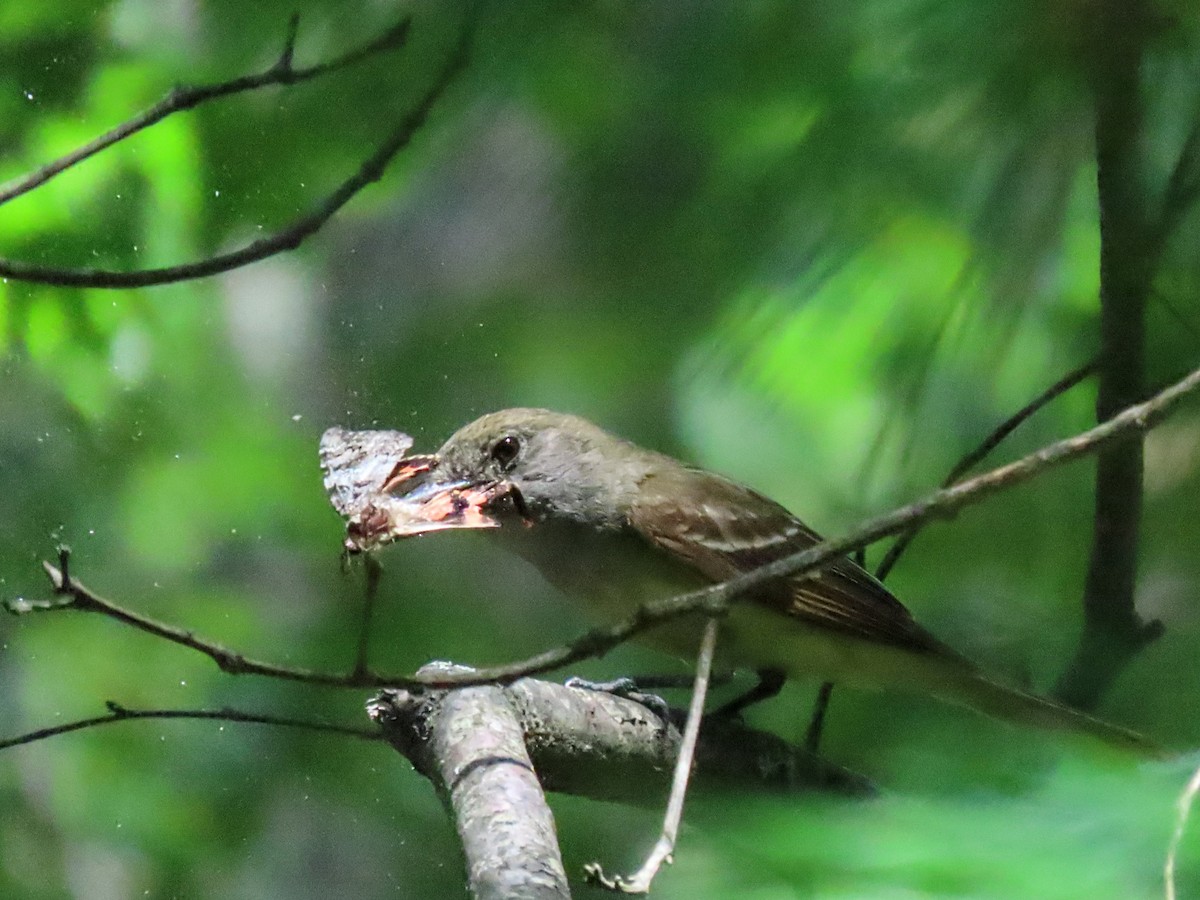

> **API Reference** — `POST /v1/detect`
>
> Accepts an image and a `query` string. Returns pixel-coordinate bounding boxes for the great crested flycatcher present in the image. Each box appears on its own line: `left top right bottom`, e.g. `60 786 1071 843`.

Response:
322 407 1153 754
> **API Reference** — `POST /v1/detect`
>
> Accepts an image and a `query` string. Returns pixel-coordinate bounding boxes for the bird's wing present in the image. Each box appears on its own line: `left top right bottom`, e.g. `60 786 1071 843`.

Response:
627 465 948 654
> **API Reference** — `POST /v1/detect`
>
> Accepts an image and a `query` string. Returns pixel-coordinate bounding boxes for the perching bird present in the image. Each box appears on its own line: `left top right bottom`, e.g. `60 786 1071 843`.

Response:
334 408 1154 754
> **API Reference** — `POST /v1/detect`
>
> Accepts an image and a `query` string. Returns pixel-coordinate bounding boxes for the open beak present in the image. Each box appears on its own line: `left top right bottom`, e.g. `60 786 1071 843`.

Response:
320 426 512 553
320 426 525 553
350 471 506 549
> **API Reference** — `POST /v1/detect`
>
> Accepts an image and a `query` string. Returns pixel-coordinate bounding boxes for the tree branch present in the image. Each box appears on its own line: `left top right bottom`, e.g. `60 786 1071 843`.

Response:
371 667 571 900
12 551 400 687
0 15 412 209
1157 108 1200 254
0 700 380 751
1055 0 1160 709
370 667 870 898
0 18 471 288
876 357 1098 581
1165 760 1200 900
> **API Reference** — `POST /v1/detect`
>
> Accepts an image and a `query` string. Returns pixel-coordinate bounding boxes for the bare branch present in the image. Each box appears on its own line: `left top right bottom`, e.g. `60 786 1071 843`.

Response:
16 552 396 687
370 668 869 898
876 358 1098 580
352 553 384 677
371 666 571 900
0 19 470 289
0 16 411 208
0 700 380 751
1157 109 1200 255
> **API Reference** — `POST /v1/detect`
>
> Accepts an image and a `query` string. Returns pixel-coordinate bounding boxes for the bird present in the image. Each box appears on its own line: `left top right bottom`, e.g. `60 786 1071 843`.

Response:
332 407 1155 755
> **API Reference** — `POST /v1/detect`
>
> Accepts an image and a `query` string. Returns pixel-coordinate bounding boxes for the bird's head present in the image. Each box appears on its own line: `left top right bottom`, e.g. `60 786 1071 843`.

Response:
322 409 659 551
430 408 653 530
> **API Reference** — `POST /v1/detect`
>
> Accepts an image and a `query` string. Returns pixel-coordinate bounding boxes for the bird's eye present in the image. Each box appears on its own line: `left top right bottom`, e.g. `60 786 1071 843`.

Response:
490 435 520 470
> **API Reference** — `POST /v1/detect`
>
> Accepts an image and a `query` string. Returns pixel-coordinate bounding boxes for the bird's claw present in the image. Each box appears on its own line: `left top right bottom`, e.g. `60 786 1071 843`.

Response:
564 676 673 723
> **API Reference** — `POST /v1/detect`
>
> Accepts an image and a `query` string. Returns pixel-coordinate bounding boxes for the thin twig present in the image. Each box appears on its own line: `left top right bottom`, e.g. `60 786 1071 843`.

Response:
804 682 836 754
353 554 384 677
1157 109 1200 255
0 700 380 750
0 16 412 208
11 363 1200 692
876 358 1098 580
585 617 721 894
1165 760 1200 900
28 550 393 687
0 19 471 288
800 360 1102 757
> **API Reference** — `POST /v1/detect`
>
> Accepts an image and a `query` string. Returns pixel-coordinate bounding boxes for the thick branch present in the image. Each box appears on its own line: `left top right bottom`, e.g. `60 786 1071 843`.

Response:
369 668 870 898
0 20 470 288
370 669 571 900
0 15 411 207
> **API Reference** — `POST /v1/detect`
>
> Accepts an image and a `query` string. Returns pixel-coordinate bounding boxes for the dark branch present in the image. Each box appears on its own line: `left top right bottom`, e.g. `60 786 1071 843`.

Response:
19 552 399 687
1157 108 1200 254
0 16 411 208
1055 1 1160 709
0 19 470 288
876 358 1098 580
0 700 380 751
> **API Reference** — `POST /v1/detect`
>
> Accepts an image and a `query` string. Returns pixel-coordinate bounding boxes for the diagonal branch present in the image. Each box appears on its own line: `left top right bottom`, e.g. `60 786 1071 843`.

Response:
436 361 1200 689
0 15 411 208
0 699 380 750
1156 108 1200 257
11 363 1200 692
19 552 396 687
876 357 1098 581
0 19 471 289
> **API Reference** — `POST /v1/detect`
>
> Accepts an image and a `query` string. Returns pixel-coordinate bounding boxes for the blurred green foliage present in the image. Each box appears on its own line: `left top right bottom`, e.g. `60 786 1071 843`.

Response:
2 1 1199 898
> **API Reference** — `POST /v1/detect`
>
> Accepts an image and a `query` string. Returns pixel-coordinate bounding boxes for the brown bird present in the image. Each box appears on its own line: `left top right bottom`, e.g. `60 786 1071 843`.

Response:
325 408 1154 754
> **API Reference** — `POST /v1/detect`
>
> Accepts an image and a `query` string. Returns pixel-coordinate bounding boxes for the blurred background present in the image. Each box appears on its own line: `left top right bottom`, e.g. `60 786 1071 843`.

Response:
2 1 1199 897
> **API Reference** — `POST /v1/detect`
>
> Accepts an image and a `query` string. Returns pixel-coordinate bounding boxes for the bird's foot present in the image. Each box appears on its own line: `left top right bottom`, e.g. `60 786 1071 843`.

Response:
564 676 673 723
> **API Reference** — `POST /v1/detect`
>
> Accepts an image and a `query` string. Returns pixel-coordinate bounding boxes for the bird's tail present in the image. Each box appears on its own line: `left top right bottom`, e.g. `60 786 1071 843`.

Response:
932 666 1162 758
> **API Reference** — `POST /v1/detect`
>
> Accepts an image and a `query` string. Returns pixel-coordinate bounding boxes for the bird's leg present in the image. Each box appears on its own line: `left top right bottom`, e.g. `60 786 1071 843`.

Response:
564 676 672 724
711 667 786 718
804 682 835 754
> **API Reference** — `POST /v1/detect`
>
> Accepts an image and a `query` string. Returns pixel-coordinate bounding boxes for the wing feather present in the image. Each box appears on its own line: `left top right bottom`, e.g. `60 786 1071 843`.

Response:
628 466 946 654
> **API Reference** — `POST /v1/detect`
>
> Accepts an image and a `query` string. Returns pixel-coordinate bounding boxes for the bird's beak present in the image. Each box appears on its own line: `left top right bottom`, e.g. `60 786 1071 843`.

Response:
341 461 512 554
320 426 525 554
343 468 506 554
